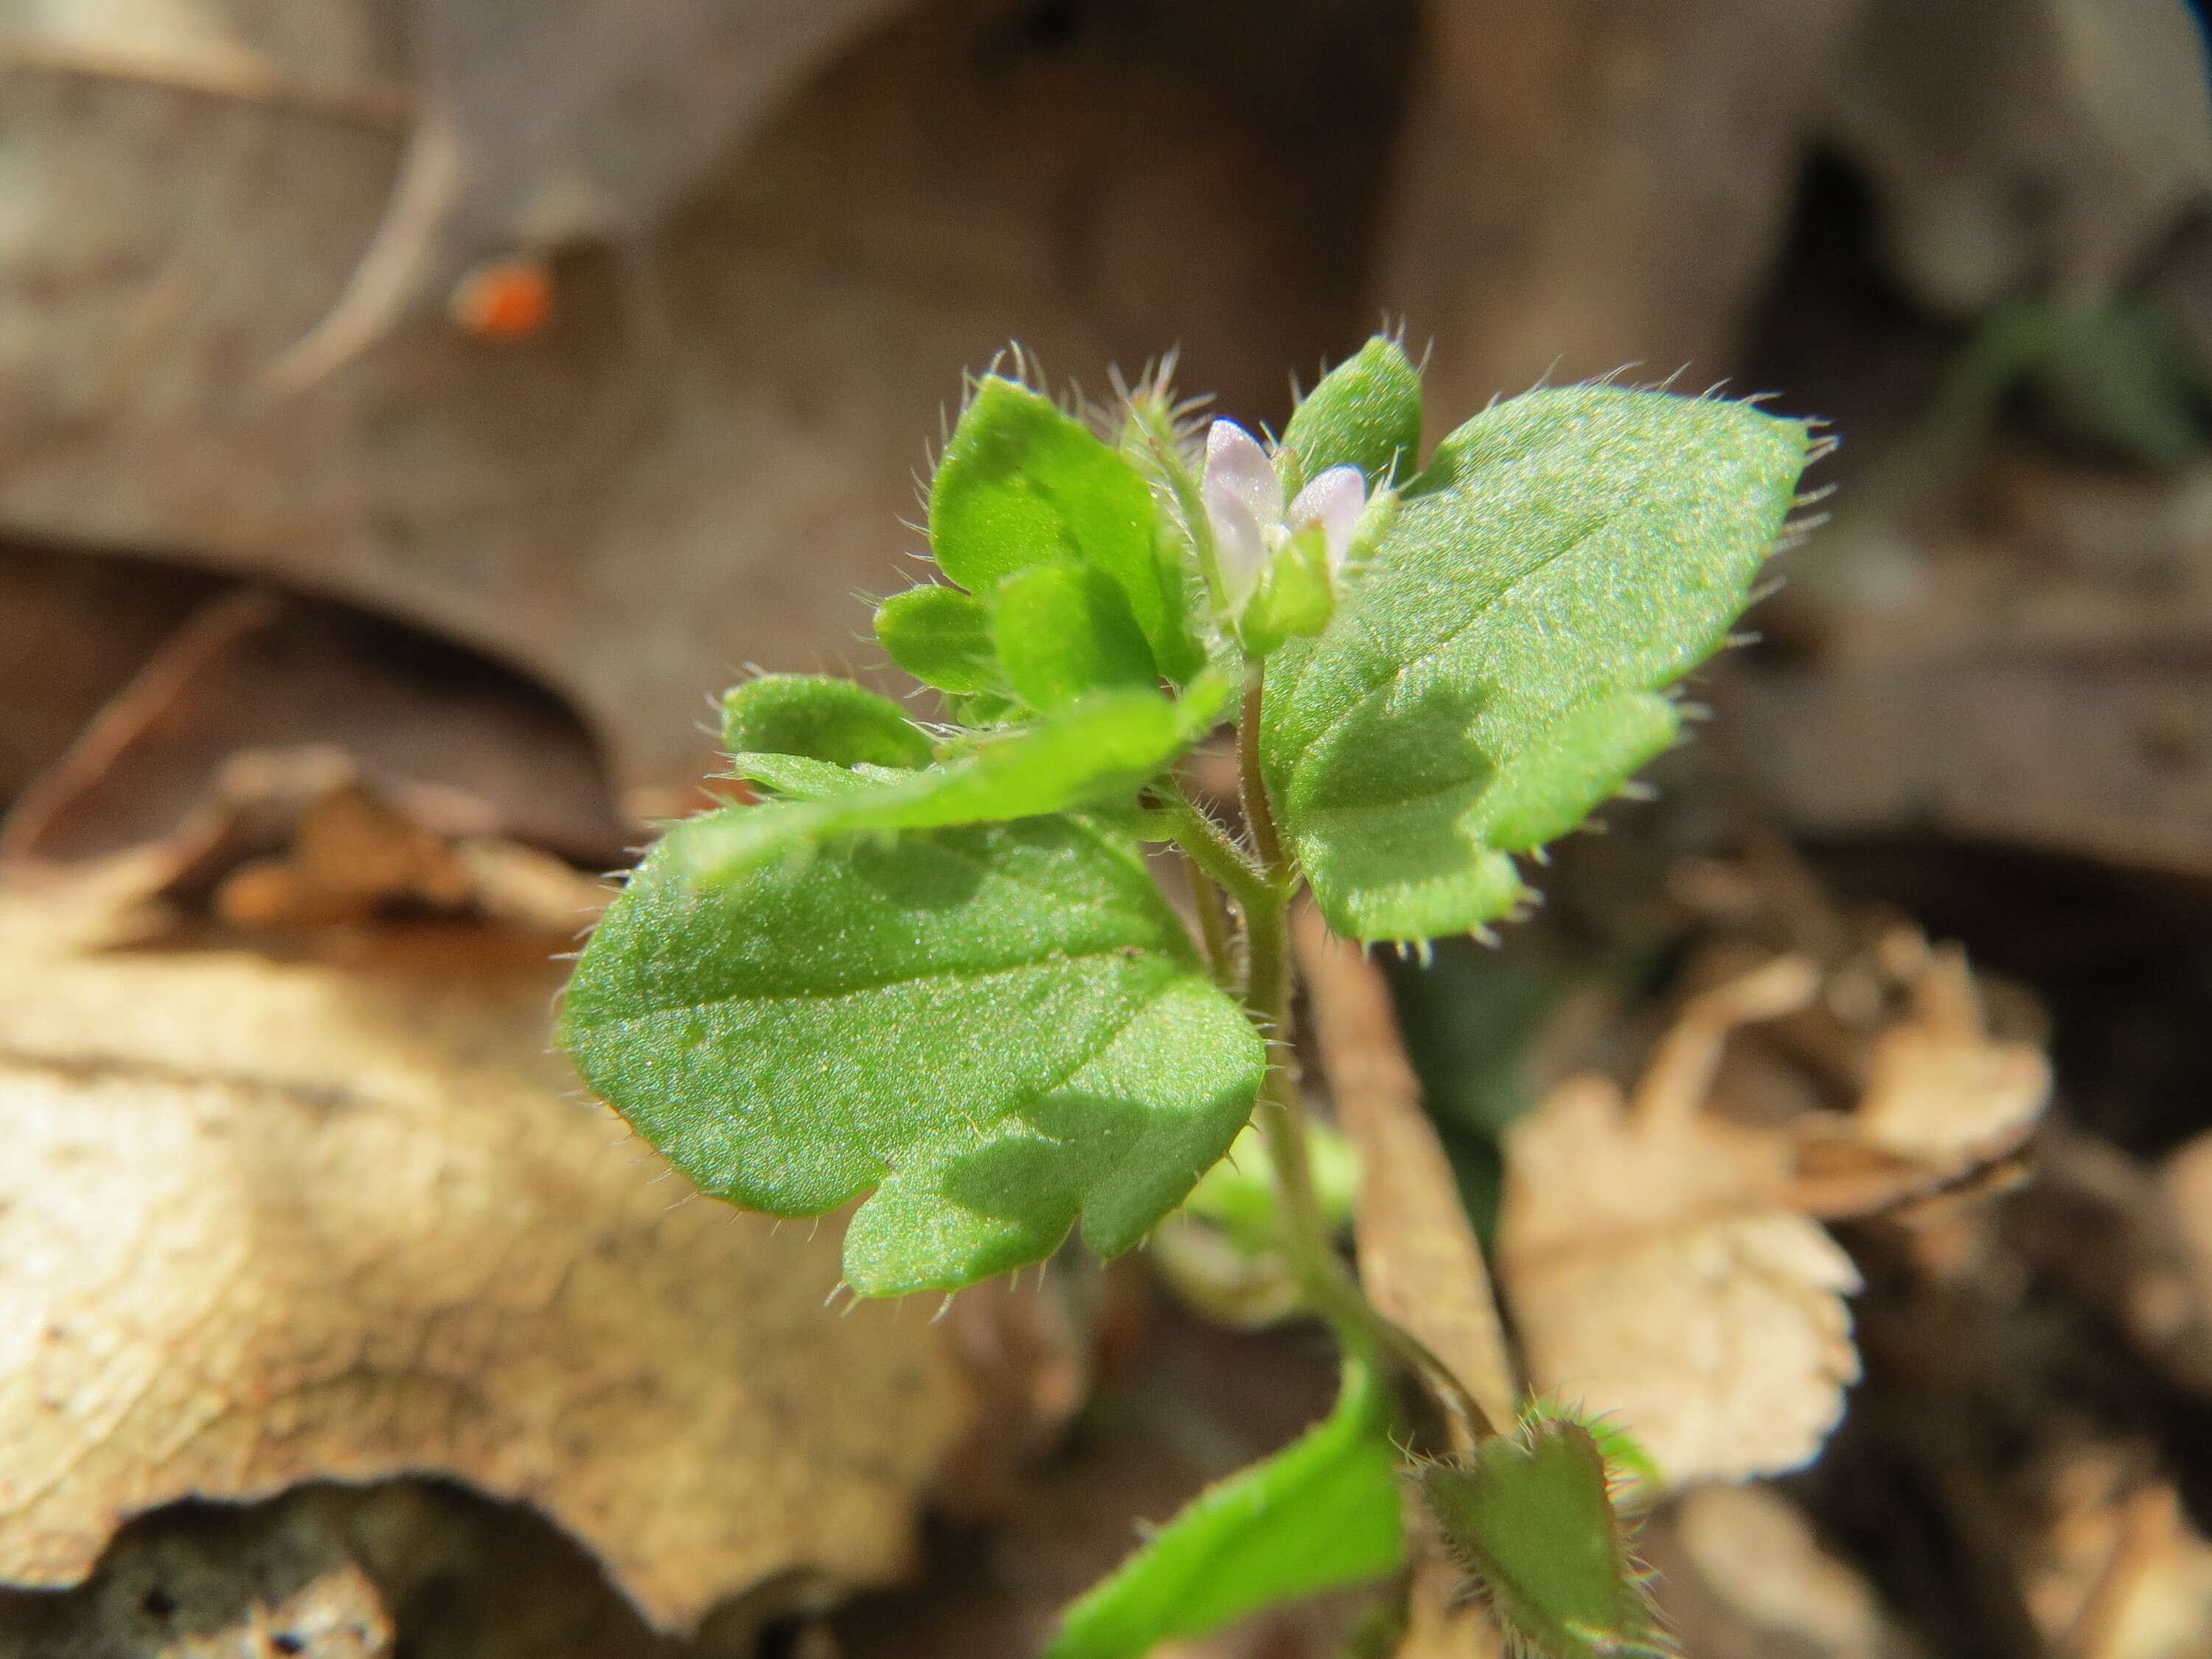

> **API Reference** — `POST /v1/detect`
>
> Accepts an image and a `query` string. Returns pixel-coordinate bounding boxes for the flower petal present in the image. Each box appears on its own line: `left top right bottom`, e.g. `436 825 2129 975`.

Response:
1203 476 1272 605
1204 419 1284 529
1287 465 1366 571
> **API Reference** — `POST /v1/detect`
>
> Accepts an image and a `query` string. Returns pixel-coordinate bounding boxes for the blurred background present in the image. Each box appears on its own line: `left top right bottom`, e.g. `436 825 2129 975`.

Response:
2 1 2212 1656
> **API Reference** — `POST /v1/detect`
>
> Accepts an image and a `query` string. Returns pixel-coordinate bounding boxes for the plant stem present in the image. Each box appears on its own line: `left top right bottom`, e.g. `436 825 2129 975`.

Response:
1183 852 1236 990
1147 792 1270 918
1234 672 1366 1340
1232 666 1500 1444
1239 672 1286 874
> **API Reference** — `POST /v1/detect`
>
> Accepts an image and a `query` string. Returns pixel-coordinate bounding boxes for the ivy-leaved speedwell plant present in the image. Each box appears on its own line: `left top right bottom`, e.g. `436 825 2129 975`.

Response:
558 337 1812 1657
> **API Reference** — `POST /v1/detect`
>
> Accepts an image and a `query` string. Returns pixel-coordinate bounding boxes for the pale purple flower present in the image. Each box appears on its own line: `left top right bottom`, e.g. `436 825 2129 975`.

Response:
1200 420 1366 606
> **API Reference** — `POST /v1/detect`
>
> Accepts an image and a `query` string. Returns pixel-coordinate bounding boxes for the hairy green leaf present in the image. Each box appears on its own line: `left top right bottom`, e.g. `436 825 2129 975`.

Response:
1045 1352 1405 1659
1262 387 1810 942
560 813 1265 1296
1278 335 1425 498
874 585 1001 695
995 563 1159 710
681 680 1226 880
719 674 933 771
930 375 1195 678
1418 1415 1671 1659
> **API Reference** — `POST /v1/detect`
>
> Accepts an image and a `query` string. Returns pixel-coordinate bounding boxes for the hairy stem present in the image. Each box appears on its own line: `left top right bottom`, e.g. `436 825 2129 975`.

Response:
1183 852 1236 990
1232 671 1500 1443
1239 672 1286 874
1234 677 1367 1343
1147 791 1270 918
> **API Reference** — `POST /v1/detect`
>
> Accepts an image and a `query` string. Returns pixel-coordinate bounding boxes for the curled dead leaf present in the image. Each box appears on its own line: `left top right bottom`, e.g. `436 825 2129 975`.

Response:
1648 1484 1915 1659
1500 928 2053 1489
1790 939 2053 1220
0 883 971 1627
1500 958 1862 1488
2026 1447 2212 1659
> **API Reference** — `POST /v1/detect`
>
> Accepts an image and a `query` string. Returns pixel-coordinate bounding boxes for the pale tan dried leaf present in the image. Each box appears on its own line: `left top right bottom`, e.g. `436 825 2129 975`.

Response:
1393 1556 1507 1659
0 884 970 1627
2028 1448 2212 1659
1293 904 1516 1432
2152 1130 2212 1387
1292 911 1522 1659
1509 1199 1860 1486
1657 1484 1909 1659
1500 959 1863 1487
1853 944 2051 1169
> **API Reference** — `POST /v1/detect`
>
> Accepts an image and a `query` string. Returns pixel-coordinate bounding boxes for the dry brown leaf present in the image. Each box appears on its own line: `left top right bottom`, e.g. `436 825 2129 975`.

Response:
1371 0 1868 408
0 0 1405 794
1 591 631 872
274 0 915 386
1391 1555 1507 1659
1500 957 1865 1486
1292 905 1519 1659
1646 1484 1915 1659
1826 0 2212 313
1852 944 2051 1167
0 541 226 814
0 882 971 1627
1787 938 2053 1220
2026 1448 2212 1659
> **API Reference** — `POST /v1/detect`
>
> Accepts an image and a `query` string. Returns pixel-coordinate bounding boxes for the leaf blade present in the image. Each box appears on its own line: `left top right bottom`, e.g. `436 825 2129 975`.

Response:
1044 1352 1407 1659
685 681 1225 881
720 674 933 771
1264 387 1809 942
1418 1414 1672 1659
560 814 1265 1295
929 375 1183 672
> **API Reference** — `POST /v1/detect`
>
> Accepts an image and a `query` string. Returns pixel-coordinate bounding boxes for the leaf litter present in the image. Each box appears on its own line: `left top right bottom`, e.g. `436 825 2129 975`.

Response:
0 869 973 1627
1498 926 2050 1489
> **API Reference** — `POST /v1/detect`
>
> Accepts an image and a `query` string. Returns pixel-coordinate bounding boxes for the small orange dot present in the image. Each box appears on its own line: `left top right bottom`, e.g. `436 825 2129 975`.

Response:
448 259 553 340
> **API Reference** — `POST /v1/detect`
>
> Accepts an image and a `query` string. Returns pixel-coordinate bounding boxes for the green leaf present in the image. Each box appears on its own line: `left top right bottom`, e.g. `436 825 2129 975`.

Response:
719 675 933 771
1045 1352 1406 1659
1277 335 1424 498
1262 386 1810 942
874 585 1001 695
995 562 1160 711
560 813 1265 1296
684 679 1227 880
931 375 1194 677
1418 1414 1671 1659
